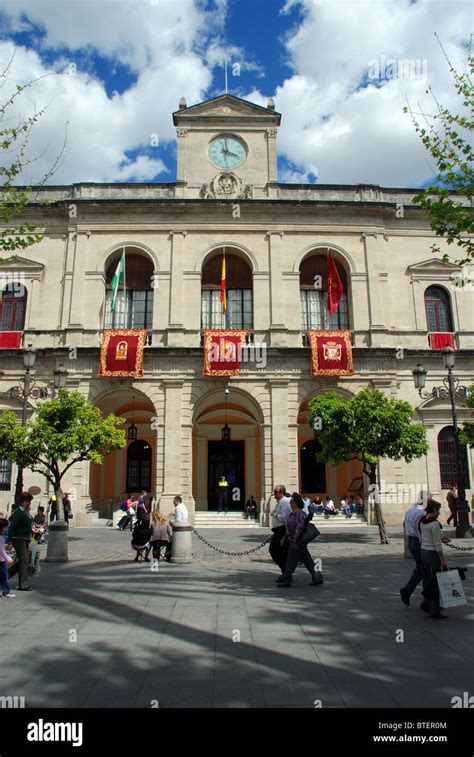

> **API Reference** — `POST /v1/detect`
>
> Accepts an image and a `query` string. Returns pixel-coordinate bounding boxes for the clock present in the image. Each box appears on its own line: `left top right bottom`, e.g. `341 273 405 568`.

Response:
208 135 246 169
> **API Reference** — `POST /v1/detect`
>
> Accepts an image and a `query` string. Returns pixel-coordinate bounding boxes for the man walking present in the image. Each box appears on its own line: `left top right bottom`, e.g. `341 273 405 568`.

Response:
269 485 291 575
446 487 458 527
217 475 229 514
8 492 34 592
400 491 430 606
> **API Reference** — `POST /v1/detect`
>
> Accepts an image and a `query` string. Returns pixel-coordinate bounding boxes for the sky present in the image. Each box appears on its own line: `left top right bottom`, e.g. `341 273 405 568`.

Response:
0 0 471 187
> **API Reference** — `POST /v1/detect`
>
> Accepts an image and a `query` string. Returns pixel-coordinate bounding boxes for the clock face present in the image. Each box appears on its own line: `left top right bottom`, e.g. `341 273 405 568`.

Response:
208 135 246 169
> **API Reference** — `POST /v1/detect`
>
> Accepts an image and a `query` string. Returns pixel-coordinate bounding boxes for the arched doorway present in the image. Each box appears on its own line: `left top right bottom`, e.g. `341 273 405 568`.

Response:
297 395 364 502
126 440 152 492
89 390 157 502
437 426 470 489
192 388 263 511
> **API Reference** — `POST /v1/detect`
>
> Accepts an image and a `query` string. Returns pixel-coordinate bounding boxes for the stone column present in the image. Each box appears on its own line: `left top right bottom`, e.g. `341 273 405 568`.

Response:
195 436 207 510
167 231 186 346
270 379 291 487
267 231 287 345
261 422 273 527
160 380 184 513
361 232 387 347
68 230 90 329
175 127 188 183
181 421 196 524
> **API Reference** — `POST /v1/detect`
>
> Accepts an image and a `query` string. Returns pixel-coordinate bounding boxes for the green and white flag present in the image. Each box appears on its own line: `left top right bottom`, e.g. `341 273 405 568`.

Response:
110 251 125 312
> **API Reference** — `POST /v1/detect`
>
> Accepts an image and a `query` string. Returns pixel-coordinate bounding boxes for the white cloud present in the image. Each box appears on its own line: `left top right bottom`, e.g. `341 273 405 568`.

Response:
252 0 472 185
0 0 234 183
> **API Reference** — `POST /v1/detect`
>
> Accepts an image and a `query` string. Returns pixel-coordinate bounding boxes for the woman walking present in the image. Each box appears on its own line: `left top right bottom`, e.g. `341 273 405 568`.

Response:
419 500 449 619
277 492 323 588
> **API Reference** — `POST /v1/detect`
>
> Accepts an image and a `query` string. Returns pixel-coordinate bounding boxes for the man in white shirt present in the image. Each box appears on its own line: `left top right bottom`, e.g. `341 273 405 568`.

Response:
400 491 430 606
269 485 292 575
324 496 335 519
172 495 189 524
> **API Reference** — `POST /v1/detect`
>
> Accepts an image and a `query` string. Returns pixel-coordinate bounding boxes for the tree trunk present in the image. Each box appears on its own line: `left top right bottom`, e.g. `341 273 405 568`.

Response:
368 463 389 545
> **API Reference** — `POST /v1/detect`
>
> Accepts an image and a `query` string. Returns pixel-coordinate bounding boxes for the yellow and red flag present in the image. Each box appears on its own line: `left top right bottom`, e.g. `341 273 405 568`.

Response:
220 250 227 313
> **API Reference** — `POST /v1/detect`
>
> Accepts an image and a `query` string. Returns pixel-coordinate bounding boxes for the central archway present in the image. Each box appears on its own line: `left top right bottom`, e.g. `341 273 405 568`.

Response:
192 388 263 511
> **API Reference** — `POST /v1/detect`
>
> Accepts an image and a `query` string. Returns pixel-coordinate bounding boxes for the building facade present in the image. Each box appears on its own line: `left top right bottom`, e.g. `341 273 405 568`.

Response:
0 94 472 526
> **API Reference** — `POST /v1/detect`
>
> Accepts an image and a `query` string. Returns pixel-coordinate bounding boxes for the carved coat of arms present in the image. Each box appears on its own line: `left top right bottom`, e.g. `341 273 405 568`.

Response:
323 341 342 361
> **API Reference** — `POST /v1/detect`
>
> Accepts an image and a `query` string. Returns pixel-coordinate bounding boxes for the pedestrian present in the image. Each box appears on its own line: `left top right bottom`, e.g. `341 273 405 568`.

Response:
269 485 292 574
399 491 430 606
302 496 311 514
245 495 258 520
446 487 458 527
311 496 324 514
277 492 323 587
146 511 172 562
62 492 72 525
355 494 364 515
8 492 34 591
136 490 148 521
0 517 15 598
48 493 58 522
419 500 449 619
217 475 229 514
341 495 352 518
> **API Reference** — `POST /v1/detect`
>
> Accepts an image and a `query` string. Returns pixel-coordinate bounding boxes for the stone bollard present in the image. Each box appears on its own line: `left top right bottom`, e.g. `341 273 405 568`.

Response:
45 520 69 562
171 522 193 564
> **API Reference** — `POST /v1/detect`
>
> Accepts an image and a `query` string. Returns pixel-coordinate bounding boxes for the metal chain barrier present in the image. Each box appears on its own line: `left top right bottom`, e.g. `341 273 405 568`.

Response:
446 542 474 552
192 528 271 556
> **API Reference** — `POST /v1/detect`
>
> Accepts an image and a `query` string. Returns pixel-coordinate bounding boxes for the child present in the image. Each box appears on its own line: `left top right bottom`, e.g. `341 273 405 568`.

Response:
32 506 47 543
0 517 15 598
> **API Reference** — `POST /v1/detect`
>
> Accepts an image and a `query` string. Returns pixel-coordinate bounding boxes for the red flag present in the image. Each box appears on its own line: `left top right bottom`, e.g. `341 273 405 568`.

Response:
220 250 227 313
327 252 343 314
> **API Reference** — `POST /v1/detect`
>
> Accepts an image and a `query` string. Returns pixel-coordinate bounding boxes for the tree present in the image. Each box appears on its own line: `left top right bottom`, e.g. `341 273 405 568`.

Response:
0 51 65 258
308 388 429 544
0 389 126 505
404 36 473 272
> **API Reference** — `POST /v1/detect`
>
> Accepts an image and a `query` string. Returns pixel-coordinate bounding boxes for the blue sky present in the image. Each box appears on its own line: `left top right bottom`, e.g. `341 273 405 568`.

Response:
0 0 471 186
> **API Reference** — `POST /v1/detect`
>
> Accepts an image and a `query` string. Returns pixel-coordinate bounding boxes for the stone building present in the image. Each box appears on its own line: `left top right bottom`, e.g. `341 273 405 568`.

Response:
0 94 472 526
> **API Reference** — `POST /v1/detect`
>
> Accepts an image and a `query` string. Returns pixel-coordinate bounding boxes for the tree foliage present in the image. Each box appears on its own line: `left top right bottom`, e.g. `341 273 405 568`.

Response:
0 389 126 494
308 388 429 544
404 36 473 270
460 386 474 447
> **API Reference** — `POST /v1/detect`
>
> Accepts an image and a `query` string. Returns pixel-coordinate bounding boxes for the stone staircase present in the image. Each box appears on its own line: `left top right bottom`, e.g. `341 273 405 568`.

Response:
193 511 368 529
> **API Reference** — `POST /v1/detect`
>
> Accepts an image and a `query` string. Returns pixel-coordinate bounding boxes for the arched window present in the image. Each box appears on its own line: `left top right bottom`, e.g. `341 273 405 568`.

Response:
104 250 153 329
0 457 12 491
300 252 349 330
437 426 470 489
0 283 27 331
201 251 253 330
300 440 326 493
425 286 453 332
126 440 152 492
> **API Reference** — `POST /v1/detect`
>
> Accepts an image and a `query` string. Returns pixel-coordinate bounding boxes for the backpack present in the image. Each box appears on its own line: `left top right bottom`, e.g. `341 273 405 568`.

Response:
120 501 127 512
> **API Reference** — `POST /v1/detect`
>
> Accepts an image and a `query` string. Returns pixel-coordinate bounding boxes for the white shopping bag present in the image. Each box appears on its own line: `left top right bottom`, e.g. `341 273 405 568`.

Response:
28 544 41 576
437 570 467 608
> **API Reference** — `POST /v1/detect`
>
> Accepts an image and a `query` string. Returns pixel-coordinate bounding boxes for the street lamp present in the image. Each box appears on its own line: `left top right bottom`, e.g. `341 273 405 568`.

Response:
6 349 68 505
412 347 473 539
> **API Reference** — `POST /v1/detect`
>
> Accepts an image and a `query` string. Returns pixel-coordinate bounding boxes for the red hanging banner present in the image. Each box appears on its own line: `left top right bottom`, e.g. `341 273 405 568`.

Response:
327 251 343 314
308 330 354 376
99 329 147 378
428 332 455 350
203 329 248 377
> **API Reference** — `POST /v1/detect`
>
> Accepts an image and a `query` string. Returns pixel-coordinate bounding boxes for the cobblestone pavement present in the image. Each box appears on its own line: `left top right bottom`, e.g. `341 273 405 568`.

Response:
0 525 472 709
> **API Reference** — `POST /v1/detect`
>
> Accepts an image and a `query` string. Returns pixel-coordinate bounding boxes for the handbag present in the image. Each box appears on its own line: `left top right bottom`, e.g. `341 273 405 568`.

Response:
301 522 320 544
436 569 467 608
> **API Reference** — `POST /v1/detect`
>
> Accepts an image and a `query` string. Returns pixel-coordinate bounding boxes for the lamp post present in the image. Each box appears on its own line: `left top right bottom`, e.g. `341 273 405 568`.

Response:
412 347 472 539
7 348 68 505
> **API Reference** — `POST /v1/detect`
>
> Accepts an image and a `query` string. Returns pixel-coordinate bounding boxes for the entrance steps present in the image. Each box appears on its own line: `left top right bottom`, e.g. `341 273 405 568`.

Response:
193 512 368 529
194 512 260 529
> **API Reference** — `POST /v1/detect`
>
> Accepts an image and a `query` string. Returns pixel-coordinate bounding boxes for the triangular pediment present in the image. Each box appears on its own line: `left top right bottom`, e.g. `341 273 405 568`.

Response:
406 257 460 278
0 255 44 271
173 94 281 124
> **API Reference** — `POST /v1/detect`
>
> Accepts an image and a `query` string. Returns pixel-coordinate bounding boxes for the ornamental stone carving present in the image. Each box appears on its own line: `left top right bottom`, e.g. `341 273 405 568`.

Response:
200 172 253 200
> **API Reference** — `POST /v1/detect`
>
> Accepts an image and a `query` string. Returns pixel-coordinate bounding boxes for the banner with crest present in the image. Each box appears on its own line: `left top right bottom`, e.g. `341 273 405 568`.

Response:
203 329 248 377
307 330 354 376
99 329 147 378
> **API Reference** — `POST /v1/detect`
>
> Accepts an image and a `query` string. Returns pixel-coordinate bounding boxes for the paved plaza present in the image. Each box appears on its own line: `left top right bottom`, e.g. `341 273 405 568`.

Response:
1 525 473 709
